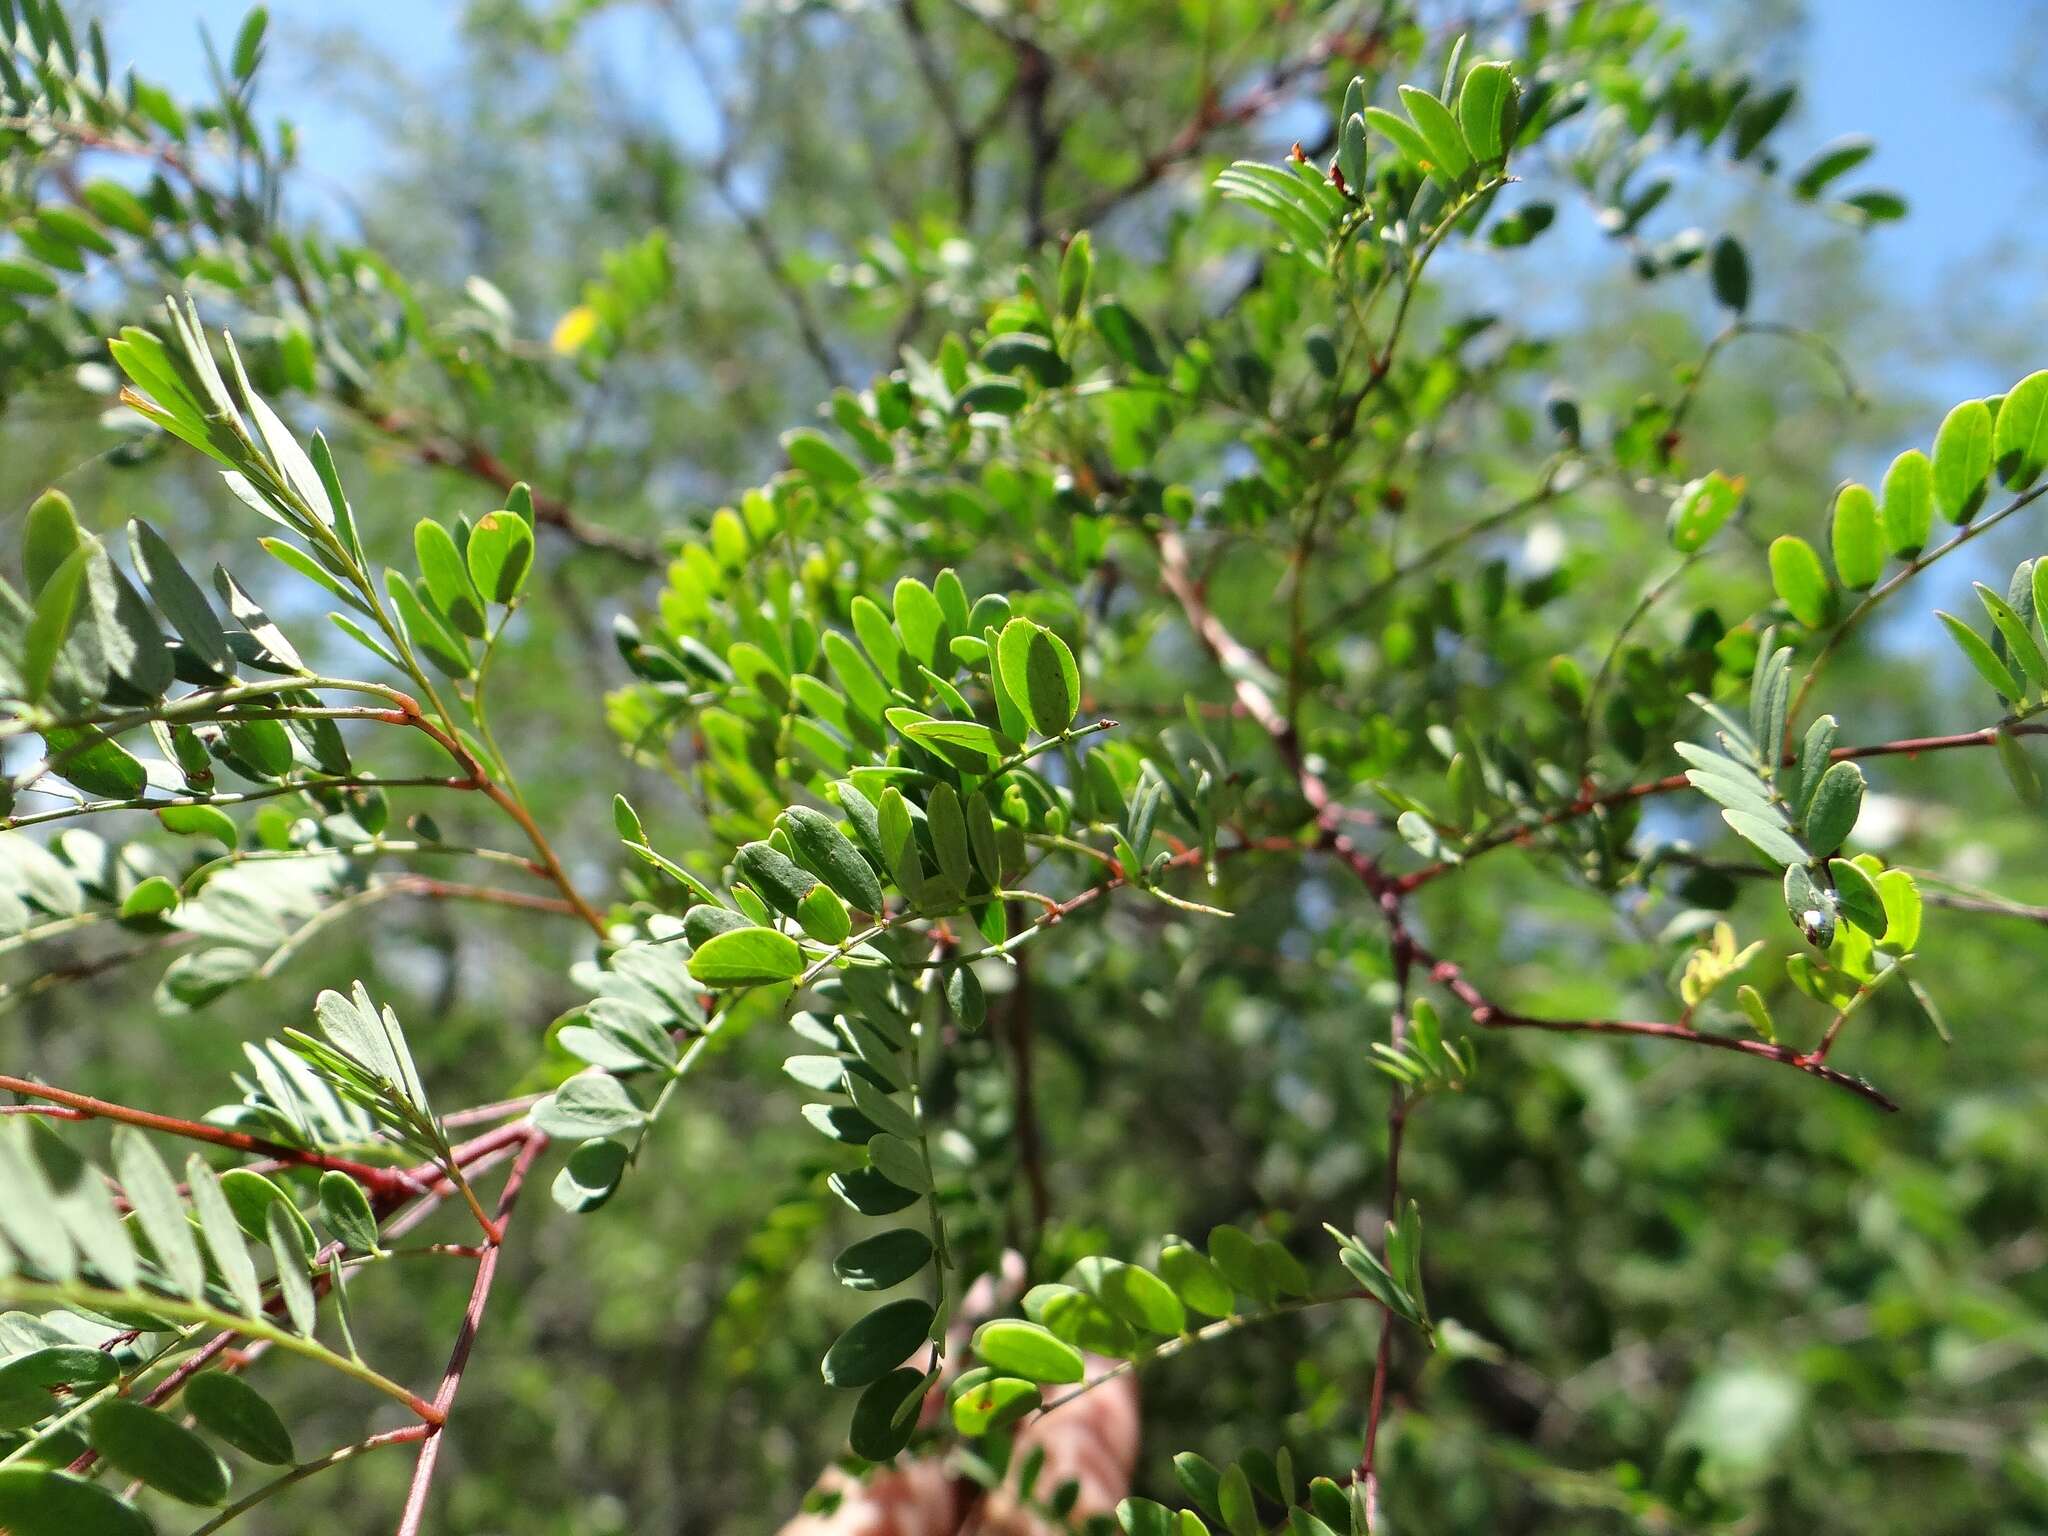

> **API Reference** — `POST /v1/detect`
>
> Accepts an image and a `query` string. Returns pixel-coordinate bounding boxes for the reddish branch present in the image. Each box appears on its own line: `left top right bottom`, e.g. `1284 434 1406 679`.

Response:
1157 528 1909 1106
1065 21 1388 231
60 1122 545 1484
377 691 609 938
1398 719 2048 893
371 411 656 565
1391 920 1898 1111
388 876 576 917
395 1131 547 1536
0 1073 426 1199
1357 926 1415 1501
1003 929 1052 1238
1153 517 1917 1513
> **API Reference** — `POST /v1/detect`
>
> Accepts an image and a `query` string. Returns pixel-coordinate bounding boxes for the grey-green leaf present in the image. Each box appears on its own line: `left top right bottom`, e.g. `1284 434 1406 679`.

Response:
1802 761 1865 856
130 519 234 676
110 1127 204 1300
186 1156 262 1317
532 1073 645 1138
265 1204 318 1337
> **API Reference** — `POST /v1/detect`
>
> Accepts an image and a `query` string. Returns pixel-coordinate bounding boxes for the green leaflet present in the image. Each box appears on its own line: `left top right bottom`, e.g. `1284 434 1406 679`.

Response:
1829 483 1882 590
1993 370 2048 489
1768 535 1835 628
1933 399 1993 522
821 1298 935 1388
971 1319 1085 1384
0 1468 152 1536
1879 449 1934 557
88 1399 231 1506
686 925 804 986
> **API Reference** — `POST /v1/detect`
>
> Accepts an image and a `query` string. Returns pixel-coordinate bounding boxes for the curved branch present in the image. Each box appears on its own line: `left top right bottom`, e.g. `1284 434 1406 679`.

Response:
1400 718 2048 892
0 1073 425 1198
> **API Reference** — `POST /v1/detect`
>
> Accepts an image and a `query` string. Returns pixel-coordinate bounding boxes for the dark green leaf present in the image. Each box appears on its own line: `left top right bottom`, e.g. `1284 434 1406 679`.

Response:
943 963 985 1030
849 1366 927 1460
829 1166 921 1216
1783 863 1837 949
0 1348 118 1430
821 1298 935 1388
833 1228 935 1292
866 1132 930 1193
0 1467 151 1536
88 1399 230 1505
130 520 233 676
1709 235 1749 312
183 1372 293 1465
924 781 972 893
1092 301 1165 375
735 841 819 919
1791 134 1873 198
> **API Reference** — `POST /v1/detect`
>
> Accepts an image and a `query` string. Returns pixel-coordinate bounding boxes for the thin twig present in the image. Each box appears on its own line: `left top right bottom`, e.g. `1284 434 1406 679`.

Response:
393 1131 546 1536
0 1073 425 1198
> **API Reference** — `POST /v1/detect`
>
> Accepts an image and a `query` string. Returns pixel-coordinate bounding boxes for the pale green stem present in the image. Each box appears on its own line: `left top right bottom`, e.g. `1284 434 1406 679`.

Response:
0 1278 439 1420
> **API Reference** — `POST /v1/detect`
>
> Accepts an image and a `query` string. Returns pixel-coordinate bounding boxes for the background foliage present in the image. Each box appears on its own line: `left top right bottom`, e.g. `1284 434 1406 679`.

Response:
0 1 2044 1533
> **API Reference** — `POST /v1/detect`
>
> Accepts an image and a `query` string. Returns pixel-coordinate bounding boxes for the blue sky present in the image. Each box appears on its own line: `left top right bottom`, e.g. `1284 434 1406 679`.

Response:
91 0 2048 682
112 0 2046 352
